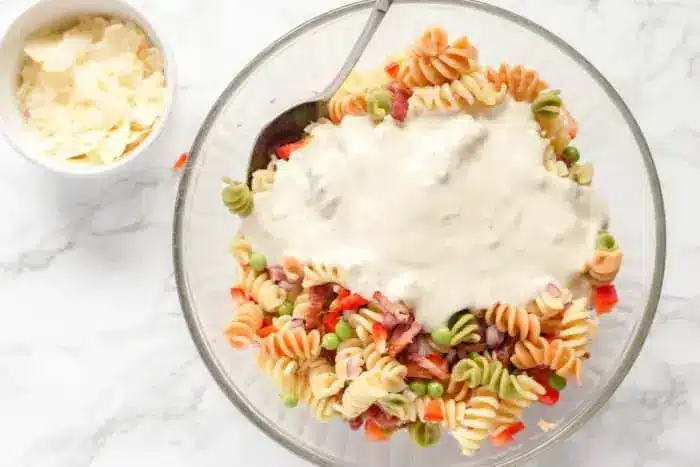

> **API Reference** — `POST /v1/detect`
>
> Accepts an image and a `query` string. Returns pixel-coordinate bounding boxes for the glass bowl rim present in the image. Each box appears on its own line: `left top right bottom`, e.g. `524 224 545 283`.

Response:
172 1 667 465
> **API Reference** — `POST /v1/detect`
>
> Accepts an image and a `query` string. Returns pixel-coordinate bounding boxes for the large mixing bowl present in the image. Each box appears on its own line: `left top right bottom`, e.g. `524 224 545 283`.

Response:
173 1 666 465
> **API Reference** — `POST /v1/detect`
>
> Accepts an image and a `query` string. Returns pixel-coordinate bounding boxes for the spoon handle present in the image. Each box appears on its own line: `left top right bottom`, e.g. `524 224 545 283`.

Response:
320 0 395 99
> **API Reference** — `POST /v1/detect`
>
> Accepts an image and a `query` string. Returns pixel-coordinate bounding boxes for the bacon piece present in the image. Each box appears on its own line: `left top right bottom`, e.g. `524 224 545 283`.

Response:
305 284 334 329
388 321 423 357
373 292 411 330
267 265 287 283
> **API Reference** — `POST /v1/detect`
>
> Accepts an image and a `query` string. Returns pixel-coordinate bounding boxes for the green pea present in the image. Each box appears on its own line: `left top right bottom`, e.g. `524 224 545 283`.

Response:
281 393 299 408
469 352 480 360
249 252 267 272
548 373 567 391
277 300 294 316
431 326 452 346
335 320 353 341
426 381 444 397
596 231 617 251
322 333 340 350
409 380 427 396
562 146 580 165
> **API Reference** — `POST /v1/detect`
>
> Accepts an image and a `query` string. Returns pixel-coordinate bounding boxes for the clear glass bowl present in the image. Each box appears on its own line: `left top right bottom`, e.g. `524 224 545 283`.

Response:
173 1 666 465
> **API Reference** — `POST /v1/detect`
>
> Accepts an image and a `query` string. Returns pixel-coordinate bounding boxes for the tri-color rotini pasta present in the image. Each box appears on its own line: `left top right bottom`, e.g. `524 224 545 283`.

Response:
218 25 623 457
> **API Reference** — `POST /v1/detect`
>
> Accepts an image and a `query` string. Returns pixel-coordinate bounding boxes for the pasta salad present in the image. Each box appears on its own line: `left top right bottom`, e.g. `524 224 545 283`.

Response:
219 26 622 456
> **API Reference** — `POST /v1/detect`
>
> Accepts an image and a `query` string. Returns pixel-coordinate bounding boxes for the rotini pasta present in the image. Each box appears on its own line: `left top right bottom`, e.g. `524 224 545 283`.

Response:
335 338 365 382
558 298 592 358
307 357 345 399
363 342 408 393
256 351 299 386
251 162 276 194
486 63 548 102
259 327 322 361
492 395 533 431
484 302 541 341
229 234 253 266
397 27 479 88
446 379 471 402
328 90 368 124
238 265 287 313
224 301 264 349
221 178 254 217
586 249 623 285
451 354 545 400
409 71 507 113
302 263 348 288
450 388 500 456
449 311 481 346
335 371 389 419
412 396 469 430
510 337 583 383
346 306 384 344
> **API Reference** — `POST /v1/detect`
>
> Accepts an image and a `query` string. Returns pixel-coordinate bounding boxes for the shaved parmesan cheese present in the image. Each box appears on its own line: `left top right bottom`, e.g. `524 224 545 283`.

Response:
17 15 167 165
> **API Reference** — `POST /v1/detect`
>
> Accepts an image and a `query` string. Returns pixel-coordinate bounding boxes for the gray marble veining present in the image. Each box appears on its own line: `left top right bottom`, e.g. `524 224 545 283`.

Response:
0 0 696 466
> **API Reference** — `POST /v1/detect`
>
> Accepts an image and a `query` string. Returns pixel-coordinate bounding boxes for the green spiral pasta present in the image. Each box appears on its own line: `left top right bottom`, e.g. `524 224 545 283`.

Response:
450 354 545 401
408 421 442 448
221 177 254 217
449 311 481 346
531 89 562 118
366 88 393 122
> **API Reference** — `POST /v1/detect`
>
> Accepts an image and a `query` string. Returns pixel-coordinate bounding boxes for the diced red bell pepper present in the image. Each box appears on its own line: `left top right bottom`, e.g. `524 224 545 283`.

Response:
372 323 388 342
275 139 307 160
365 419 392 442
348 417 364 431
423 399 445 422
230 287 254 303
172 152 189 170
336 288 351 302
333 294 368 312
261 316 273 328
593 284 618 316
322 311 341 333
528 368 551 386
538 385 560 406
489 422 525 448
256 325 276 338
385 61 400 79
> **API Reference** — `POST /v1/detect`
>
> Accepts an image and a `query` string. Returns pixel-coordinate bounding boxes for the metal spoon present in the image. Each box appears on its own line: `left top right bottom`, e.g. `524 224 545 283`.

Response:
246 0 394 184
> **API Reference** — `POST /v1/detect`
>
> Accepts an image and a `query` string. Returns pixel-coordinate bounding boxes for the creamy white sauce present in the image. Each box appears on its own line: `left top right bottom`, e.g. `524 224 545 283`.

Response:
242 101 608 330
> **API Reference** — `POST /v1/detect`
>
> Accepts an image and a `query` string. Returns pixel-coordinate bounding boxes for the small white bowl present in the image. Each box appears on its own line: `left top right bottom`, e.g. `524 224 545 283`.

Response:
0 0 176 176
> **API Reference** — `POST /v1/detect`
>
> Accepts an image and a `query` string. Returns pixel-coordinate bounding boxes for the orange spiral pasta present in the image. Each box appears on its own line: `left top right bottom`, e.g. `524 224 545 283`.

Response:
223 301 264 349
484 303 541 341
259 327 322 361
510 337 582 383
586 249 623 285
327 90 368 124
397 27 479 88
486 63 548 102
409 71 507 113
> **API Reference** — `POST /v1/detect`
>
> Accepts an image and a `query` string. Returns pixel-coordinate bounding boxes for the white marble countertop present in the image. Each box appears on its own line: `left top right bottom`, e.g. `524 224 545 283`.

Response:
0 0 697 465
